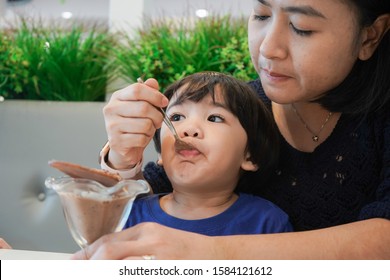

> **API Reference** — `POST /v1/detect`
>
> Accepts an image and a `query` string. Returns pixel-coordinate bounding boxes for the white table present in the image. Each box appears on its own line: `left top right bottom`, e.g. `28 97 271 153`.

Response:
0 249 71 260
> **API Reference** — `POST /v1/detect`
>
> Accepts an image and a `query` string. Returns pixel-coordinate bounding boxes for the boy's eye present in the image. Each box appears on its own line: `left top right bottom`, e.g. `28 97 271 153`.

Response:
169 113 183 122
208 115 224 123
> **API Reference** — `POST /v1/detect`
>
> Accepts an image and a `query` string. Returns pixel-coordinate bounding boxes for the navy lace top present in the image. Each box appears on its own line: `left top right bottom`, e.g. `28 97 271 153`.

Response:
144 79 390 231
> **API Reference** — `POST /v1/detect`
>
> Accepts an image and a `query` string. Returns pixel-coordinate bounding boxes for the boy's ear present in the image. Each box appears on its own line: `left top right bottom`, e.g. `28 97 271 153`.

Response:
241 152 259 172
359 14 390 60
156 154 163 166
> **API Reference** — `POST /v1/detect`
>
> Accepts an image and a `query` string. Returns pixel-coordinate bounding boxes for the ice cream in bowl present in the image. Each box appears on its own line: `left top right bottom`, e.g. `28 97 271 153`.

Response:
45 161 150 248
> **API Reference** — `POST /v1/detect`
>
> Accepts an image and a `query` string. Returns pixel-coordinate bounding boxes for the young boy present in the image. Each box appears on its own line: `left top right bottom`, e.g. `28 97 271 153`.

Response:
124 72 292 235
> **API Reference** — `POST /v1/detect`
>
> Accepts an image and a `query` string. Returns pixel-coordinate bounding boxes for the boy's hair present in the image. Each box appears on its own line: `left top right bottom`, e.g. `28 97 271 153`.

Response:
153 72 280 191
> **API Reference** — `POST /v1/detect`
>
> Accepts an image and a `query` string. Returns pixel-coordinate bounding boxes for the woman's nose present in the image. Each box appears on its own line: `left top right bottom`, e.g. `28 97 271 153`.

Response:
260 21 288 60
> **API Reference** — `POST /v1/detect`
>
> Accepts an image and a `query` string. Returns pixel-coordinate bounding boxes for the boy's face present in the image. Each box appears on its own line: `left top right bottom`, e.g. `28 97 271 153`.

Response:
159 88 258 192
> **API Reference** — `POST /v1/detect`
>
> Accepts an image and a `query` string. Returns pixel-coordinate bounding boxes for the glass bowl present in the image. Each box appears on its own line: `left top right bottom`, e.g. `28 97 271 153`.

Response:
45 176 150 248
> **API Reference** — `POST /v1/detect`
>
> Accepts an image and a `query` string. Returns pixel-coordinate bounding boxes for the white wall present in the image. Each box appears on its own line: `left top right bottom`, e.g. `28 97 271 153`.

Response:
1 0 109 28
144 0 252 19
109 0 144 35
1 0 252 29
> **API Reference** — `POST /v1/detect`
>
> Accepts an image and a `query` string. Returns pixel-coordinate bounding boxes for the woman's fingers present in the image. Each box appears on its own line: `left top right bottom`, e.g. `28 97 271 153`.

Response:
105 99 163 126
101 79 167 168
107 116 157 140
71 223 161 260
87 241 155 260
103 81 167 146
143 78 160 90
71 223 217 260
71 225 145 260
0 238 12 249
114 81 167 108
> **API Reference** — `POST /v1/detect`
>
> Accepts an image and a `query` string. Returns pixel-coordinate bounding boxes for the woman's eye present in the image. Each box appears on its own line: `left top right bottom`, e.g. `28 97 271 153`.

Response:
208 115 224 123
169 113 183 122
253 14 269 21
290 23 313 36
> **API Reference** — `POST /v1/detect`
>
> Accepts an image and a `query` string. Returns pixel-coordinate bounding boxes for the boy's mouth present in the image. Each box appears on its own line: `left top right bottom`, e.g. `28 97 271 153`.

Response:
175 142 200 157
177 149 201 157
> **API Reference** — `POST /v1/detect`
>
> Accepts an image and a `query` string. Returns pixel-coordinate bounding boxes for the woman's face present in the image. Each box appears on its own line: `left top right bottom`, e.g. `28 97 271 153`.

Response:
248 0 363 103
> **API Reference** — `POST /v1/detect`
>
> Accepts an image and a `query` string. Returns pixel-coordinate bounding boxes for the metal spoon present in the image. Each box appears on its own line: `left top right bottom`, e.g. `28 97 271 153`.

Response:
137 77 194 151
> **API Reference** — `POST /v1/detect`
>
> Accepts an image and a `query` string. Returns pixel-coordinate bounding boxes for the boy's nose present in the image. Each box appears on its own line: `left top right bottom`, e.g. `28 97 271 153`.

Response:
181 124 202 138
184 131 199 137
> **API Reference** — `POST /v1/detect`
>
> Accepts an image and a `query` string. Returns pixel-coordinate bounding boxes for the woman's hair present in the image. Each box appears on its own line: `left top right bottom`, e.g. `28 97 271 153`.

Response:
153 71 280 191
316 0 390 116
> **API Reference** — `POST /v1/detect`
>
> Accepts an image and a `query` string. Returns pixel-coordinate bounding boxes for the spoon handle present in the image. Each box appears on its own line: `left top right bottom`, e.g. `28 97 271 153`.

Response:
136 77 180 140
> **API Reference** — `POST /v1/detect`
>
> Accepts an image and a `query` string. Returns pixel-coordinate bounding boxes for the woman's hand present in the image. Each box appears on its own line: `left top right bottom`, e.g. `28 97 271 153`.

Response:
71 219 390 260
0 238 12 249
103 78 168 170
71 223 220 260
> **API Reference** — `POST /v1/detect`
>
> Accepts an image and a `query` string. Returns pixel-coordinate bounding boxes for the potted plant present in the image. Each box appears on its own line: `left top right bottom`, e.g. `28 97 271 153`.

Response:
0 19 117 101
114 14 257 91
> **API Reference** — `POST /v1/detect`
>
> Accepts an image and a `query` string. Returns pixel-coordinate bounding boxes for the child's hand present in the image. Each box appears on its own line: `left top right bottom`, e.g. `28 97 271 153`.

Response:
0 238 12 249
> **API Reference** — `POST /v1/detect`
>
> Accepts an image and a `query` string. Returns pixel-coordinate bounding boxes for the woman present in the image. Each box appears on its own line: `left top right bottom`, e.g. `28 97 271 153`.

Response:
74 0 390 259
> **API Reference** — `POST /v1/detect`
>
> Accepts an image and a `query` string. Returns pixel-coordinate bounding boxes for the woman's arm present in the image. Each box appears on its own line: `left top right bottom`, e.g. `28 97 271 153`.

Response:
224 218 390 259
72 218 390 260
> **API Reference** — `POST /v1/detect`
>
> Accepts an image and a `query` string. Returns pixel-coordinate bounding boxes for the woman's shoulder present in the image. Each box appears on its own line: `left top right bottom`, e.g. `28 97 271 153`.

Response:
143 162 172 193
237 193 287 214
370 109 390 126
367 109 390 148
247 79 271 106
351 110 390 142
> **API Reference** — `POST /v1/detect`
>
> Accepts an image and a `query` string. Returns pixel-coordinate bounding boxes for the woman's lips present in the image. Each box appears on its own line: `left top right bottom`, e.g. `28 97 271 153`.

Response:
261 68 290 81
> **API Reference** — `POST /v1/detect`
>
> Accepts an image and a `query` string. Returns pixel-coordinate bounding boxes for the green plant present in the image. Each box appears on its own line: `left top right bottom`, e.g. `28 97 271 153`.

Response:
0 20 117 101
114 15 258 91
0 14 258 101
0 29 26 96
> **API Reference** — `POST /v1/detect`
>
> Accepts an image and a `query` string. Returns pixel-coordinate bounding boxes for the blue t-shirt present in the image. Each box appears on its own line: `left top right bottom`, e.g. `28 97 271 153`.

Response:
124 193 293 235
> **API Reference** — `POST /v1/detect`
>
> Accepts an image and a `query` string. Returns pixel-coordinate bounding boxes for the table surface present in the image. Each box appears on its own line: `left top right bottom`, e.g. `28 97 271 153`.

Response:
0 249 72 260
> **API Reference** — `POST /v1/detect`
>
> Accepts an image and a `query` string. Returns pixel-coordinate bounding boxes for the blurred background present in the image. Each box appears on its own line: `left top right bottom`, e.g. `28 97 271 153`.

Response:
0 0 257 253
0 0 257 100
1 0 252 31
